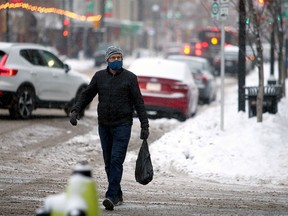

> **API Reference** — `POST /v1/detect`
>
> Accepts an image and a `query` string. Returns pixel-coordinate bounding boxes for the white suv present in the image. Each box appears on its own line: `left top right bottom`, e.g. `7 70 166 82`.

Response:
0 42 90 119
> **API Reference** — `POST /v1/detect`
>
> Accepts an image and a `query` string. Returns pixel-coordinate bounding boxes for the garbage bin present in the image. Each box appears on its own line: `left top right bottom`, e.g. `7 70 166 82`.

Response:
244 86 282 118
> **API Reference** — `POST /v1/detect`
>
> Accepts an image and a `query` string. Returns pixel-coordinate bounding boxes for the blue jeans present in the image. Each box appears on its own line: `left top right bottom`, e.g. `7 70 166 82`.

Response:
98 124 132 203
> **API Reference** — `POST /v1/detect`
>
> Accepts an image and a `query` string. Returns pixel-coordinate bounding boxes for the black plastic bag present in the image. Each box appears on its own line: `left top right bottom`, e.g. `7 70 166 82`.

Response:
135 139 153 185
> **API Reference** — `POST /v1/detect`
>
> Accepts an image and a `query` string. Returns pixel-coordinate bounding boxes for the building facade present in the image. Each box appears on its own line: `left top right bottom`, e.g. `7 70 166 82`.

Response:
0 0 144 57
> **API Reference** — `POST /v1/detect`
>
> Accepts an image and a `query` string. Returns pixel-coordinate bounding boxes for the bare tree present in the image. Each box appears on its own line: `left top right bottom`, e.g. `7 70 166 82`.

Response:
267 0 286 97
247 0 264 122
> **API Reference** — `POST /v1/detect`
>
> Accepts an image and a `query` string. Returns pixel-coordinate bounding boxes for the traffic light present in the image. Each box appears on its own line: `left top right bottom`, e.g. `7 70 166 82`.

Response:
211 37 218 45
62 30 68 37
183 44 191 55
62 18 70 37
194 42 202 56
258 0 264 4
246 18 251 25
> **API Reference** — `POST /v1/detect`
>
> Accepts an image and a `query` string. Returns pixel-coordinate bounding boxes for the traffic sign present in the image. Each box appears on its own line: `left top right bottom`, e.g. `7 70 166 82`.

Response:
220 0 229 21
211 0 220 20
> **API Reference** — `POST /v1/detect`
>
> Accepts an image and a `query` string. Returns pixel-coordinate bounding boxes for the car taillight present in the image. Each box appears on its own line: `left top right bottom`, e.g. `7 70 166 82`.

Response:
201 76 208 83
139 82 146 89
0 54 17 76
0 54 8 66
137 76 154 90
172 82 188 93
194 73 207 83
0 67 18 76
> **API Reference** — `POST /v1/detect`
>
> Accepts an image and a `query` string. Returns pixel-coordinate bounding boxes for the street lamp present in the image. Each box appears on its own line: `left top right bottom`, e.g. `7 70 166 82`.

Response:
152 4 159 53
5 0 10 42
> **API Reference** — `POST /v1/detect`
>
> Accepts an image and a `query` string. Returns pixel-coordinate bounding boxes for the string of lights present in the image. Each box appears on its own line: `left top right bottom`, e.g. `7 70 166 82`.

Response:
0 2 101 22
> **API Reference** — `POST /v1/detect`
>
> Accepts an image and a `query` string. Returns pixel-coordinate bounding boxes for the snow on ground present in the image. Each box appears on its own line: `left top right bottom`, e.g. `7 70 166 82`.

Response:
66 58 288 187
146 63 288 187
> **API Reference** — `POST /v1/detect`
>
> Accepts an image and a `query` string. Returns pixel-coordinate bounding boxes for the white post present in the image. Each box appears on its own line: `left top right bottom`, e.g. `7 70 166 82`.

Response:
220 22 225 131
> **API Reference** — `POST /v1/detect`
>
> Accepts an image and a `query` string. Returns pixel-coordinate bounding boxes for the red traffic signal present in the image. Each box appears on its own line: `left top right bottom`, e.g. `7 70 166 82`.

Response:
62 18 70 37
62 30 69 37
63 18 70 26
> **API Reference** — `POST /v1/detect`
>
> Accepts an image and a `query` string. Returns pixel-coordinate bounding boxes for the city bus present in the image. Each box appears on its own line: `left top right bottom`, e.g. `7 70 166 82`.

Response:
184 26 238 64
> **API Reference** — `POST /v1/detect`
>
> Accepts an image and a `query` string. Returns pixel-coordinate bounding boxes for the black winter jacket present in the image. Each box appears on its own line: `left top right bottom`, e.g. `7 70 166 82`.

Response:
72 67 149 128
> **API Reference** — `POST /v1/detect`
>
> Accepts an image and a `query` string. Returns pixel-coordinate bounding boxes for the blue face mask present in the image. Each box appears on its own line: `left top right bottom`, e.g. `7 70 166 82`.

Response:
108 60 123 70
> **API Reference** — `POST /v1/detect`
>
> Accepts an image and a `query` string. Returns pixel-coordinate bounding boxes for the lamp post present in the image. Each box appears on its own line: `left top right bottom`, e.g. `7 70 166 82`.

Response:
152 4 159 54
238 0 246 112
5 0 9 42
268 22 276 85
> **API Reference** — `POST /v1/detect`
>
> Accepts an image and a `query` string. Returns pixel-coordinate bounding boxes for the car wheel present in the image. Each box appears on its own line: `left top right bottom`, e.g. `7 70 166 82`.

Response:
202 97 210 105
212 92 217 102
204 90 216 104
176 112 188 122
206 93 214 104
9 86 35 119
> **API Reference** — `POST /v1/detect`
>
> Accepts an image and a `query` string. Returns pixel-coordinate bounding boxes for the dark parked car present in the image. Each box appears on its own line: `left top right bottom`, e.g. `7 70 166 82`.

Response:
167 55 217 104
93 43 110 67
214 45 253 76
164 42 186 57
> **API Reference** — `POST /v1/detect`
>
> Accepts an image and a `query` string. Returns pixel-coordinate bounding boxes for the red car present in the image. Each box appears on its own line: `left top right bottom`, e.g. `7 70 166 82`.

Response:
128 58 199 121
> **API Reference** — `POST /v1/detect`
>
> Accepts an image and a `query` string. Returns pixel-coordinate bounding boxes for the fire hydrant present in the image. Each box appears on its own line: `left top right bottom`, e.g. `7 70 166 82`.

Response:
36 161 100 216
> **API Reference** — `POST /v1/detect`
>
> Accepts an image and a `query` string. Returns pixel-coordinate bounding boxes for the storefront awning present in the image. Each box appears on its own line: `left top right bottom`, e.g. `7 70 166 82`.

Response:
120 20 143 36
105 18 143 36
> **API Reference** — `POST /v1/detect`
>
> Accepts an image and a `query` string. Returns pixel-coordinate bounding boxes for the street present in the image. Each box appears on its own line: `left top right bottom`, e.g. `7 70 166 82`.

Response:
0 0 287 213
1 65 288 215
1 108 288 216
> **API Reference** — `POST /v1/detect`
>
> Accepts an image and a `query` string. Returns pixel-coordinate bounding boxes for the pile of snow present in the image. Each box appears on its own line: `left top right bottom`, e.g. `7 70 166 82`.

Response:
148 63 288 186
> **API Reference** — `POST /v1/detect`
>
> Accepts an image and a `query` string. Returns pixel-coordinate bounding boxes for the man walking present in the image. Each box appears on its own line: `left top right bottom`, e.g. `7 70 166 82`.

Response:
69 45 149 211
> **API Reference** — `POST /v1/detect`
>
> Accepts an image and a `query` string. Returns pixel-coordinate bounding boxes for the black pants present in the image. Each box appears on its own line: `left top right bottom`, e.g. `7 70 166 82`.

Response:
98 124 132 203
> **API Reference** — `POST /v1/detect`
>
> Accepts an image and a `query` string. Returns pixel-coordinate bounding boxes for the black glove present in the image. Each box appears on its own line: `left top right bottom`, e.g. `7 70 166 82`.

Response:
140 127 149 140
70 111 80 126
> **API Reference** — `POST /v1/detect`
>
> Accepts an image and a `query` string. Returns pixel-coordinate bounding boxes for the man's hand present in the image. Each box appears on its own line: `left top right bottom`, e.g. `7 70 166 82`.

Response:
70 111 80 126
140 127 149 140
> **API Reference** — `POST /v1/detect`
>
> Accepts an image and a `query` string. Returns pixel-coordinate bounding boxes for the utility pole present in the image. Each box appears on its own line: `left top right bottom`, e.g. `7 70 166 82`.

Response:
68 0 73 57
138 0 144 48
5 0 9 42
238 0 246 112
211 0 229 130
100 0 106 43
100 0 105 28
138 0 143 21
268 22 276 85
220 0 229 131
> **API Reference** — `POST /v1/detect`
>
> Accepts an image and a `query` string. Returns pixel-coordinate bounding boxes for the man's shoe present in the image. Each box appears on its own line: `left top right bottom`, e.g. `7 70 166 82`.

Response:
114 197 123 206
103 198 114 211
